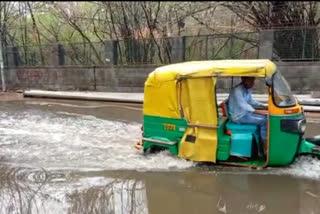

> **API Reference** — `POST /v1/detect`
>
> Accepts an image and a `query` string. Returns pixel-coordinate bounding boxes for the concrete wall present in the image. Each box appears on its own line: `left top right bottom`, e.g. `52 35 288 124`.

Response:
2 65 156 92
2 62 320 94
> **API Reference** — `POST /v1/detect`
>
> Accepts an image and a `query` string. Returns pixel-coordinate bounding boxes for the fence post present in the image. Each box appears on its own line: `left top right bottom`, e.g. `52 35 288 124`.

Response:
258 29 274 59
105 40 118 65
58 44 65 65
170 36 185 62
12 46 20 67
182 36 186 61
0 32 5 91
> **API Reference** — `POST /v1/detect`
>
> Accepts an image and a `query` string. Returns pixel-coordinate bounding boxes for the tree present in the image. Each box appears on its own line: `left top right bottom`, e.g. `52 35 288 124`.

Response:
95 1 221 64
51 2 105 65
27 2 45 65
223 1 320 60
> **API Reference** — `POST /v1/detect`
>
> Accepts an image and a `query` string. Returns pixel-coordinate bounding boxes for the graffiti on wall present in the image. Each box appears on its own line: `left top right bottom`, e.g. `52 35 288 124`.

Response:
16 69 44 82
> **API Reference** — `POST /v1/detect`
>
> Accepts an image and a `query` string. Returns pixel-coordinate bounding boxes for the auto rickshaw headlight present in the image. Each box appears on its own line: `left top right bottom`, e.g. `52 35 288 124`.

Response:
297 119 306 133
281 117 306 134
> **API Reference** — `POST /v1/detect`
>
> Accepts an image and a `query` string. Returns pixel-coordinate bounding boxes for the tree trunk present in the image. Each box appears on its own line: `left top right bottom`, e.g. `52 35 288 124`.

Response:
27 2 45 65
0 2 6 91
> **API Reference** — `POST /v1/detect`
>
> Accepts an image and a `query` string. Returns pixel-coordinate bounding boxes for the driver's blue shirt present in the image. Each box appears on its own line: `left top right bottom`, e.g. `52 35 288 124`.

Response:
228 84 263 122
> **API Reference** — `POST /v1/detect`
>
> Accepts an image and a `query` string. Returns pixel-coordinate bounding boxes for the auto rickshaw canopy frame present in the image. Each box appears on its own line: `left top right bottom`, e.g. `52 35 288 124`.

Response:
146 59 277 84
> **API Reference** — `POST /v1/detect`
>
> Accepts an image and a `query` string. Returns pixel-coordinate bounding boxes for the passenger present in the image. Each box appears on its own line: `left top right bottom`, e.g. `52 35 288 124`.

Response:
228 77 268 147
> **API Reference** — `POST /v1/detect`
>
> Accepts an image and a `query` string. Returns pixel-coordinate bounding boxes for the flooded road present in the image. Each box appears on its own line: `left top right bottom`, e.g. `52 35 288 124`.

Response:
0 97 320 213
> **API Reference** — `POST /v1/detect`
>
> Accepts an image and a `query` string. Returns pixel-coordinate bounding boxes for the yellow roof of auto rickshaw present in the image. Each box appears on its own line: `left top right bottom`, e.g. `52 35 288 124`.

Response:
147 59 276 82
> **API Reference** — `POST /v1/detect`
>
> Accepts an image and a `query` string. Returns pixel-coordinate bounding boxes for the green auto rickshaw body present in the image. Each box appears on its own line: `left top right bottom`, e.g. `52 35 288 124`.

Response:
140 59 320 168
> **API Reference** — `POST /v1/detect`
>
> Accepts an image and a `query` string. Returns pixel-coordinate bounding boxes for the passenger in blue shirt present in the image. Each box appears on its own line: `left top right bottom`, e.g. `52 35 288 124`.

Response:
228 77 268 145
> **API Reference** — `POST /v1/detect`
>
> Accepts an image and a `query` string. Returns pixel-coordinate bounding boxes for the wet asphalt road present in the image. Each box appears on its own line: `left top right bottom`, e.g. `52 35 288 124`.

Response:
0 96 319 214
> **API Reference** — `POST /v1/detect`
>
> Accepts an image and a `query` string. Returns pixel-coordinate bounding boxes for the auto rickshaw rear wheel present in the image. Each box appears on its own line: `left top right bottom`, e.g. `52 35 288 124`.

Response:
143 146 166 154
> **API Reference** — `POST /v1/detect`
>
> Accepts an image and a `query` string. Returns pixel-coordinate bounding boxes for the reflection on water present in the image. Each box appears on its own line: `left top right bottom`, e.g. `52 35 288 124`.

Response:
1 163 320 214
138 171 320 214
67 179 148 214
0 165 49 213
0 164 319 214
0 165 148 214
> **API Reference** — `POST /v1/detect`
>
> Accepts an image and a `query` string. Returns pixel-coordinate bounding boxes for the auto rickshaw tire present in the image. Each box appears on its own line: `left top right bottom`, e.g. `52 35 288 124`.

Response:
306 153 320 160
151 146 166 153
143 148 150 154
143 146 166 154
311 153 320 160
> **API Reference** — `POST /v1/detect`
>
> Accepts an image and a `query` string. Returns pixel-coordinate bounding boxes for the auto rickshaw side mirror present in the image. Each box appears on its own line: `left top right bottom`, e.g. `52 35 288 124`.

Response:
265 77 272 87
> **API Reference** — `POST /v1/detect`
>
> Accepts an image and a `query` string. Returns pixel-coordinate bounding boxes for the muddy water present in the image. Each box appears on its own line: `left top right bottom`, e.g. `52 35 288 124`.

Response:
0 98 319 214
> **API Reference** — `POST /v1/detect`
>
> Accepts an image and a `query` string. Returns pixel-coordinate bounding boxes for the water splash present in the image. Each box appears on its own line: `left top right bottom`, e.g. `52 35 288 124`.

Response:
278 156 320 180
0 110 194 171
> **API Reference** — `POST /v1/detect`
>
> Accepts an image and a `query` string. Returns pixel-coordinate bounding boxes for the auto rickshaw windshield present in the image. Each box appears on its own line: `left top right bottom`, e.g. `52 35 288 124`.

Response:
272 71 296 107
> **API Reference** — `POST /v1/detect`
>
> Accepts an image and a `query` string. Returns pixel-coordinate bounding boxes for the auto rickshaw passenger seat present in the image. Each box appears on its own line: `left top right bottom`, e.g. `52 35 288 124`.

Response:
222 100 259 132
222 100 260 157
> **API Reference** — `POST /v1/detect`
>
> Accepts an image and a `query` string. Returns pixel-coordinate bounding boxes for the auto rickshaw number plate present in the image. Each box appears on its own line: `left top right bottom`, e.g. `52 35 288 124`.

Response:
164 124 176 131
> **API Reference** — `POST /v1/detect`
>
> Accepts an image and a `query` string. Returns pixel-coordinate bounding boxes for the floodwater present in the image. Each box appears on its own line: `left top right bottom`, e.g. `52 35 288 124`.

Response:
0 97 320 214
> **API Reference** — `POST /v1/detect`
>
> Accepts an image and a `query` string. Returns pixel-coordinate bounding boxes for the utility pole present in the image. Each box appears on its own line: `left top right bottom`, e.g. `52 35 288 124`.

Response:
0 1 6 92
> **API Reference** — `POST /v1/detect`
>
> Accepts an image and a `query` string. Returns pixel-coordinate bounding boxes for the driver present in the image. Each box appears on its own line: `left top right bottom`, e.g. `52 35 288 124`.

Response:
228 77 268 149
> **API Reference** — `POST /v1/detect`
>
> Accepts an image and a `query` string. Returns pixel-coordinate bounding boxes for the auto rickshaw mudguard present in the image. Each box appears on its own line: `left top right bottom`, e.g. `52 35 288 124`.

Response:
297 138 320 157
305 135 320 146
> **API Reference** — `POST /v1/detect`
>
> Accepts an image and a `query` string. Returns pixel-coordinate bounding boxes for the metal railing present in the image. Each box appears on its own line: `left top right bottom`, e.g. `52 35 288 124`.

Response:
272 27 320 61
184 32 259 61
3 27 320 67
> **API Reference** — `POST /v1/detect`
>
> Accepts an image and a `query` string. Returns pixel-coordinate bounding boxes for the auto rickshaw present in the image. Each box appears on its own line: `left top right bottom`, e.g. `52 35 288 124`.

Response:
135 59 320 168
